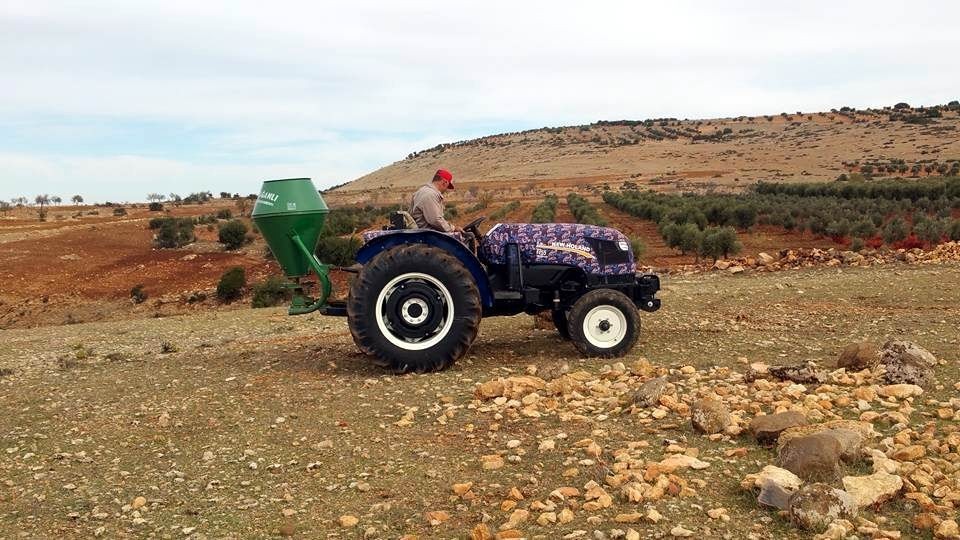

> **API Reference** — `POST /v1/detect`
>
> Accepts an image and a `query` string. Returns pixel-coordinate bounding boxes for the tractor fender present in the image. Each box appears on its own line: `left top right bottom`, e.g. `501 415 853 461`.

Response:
355 230 494 308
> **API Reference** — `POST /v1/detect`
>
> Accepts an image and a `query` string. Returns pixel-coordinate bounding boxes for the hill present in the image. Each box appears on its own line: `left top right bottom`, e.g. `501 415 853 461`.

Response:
329 102 960 205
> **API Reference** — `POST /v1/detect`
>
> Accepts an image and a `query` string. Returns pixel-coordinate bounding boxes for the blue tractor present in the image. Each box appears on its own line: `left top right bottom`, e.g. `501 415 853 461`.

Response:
253 178 661 373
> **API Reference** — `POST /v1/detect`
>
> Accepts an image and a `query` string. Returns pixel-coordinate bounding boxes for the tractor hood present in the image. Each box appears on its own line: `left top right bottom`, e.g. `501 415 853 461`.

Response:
481 223 635 276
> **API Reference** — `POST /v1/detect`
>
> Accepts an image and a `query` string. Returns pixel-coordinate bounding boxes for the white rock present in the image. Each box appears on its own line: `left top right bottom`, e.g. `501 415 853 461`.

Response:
842 471 903 508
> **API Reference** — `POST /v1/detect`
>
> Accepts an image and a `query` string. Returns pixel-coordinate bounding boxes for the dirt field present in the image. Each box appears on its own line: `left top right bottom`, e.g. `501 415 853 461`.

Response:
0 203 282 328
1 263 958 538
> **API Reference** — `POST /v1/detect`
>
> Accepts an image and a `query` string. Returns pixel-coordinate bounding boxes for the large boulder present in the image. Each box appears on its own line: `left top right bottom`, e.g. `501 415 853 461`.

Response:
778 433 843 482
879 340 937 387
750 411 808 445
777 420 878 462
787 483 856 530
690 397 730 435
837 342 879 370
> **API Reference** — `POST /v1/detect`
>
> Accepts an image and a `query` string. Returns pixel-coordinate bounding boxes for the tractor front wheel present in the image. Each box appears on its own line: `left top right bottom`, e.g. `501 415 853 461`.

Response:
567 289 640 358
347 245 482 373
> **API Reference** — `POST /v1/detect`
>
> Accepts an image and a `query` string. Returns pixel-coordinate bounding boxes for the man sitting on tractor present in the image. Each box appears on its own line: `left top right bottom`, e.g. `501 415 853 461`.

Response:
410 168 461 232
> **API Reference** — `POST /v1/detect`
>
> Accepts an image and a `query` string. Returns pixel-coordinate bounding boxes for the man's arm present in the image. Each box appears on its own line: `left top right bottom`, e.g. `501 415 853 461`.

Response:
420 191 455 232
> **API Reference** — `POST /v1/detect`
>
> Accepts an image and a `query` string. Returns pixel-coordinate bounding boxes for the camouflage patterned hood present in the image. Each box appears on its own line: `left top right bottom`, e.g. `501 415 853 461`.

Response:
481 223 635 275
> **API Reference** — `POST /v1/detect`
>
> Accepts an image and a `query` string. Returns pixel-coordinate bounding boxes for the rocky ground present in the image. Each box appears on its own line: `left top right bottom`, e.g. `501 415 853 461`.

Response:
1 263 958 539
662 241 960 277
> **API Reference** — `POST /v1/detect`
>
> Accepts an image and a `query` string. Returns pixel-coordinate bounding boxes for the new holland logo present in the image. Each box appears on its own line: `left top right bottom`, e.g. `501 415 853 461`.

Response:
535 242 595 259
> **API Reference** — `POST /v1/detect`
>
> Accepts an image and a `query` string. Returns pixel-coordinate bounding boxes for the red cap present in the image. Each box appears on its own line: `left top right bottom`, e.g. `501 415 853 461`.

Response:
436 168 454 188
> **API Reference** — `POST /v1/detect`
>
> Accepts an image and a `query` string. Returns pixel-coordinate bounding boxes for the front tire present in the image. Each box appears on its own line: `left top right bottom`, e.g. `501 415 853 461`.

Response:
347 245 481 373
567 289 640 358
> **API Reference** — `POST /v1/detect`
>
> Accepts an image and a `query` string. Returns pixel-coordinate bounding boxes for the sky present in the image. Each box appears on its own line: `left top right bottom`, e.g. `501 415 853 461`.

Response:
1 1 959 203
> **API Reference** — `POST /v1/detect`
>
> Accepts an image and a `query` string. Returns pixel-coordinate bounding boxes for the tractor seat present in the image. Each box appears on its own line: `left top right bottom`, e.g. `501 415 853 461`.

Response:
388 210 418 230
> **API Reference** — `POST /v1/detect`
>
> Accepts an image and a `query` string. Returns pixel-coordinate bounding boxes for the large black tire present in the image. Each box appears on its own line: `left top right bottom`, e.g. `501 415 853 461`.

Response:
567 289 640 358
347 245 482 373
552 310 571 340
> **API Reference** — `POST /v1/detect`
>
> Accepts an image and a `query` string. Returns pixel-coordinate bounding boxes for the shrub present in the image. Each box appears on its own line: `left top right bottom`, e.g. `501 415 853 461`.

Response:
196 214 218 224
782 214 797 231
567 194 607 226
130 284 147 304
913 218 946 244
322 204 401 235
851 219 877 238
183 191 213 205
883 218 909 244
148 202 164 211
216 208 233 220
218 220 249 250
531 195 559 223
950 220 960 241
154 218 196 248
676 223 703 255
251 276 291 308
216 266 246 302
445 204 459 219
699 226 741 260
825 219 851 239
850 238 865 252
113 207 127 216
490 201 521 221
733 205 757 229
315 235 361 266
629 236 646 260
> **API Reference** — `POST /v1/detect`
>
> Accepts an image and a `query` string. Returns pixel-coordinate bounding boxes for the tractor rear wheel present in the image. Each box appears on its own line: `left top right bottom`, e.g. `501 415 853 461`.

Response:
347 245 482 373
567 289 640 358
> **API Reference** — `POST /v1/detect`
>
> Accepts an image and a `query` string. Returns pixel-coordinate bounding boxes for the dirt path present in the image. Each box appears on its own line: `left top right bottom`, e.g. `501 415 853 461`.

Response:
553 197 577 224
2 263 957 538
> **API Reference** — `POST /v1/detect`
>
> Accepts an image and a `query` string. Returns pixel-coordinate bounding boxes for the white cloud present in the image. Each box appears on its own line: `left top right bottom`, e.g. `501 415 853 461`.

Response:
1 0 958 200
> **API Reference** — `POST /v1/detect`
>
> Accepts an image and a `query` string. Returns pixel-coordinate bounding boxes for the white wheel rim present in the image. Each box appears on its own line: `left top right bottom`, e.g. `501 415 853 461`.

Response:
582 305 627 349
375 272 455 351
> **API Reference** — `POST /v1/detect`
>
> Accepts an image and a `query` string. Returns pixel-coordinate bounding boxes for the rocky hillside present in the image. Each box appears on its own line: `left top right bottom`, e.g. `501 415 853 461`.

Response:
332 103 960 198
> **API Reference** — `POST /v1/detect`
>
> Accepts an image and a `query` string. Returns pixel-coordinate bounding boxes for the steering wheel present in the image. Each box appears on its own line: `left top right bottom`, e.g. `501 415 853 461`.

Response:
463 216 486 236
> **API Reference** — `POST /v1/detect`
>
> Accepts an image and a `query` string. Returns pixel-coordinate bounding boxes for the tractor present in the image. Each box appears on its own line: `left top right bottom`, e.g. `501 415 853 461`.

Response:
252 178 660 373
